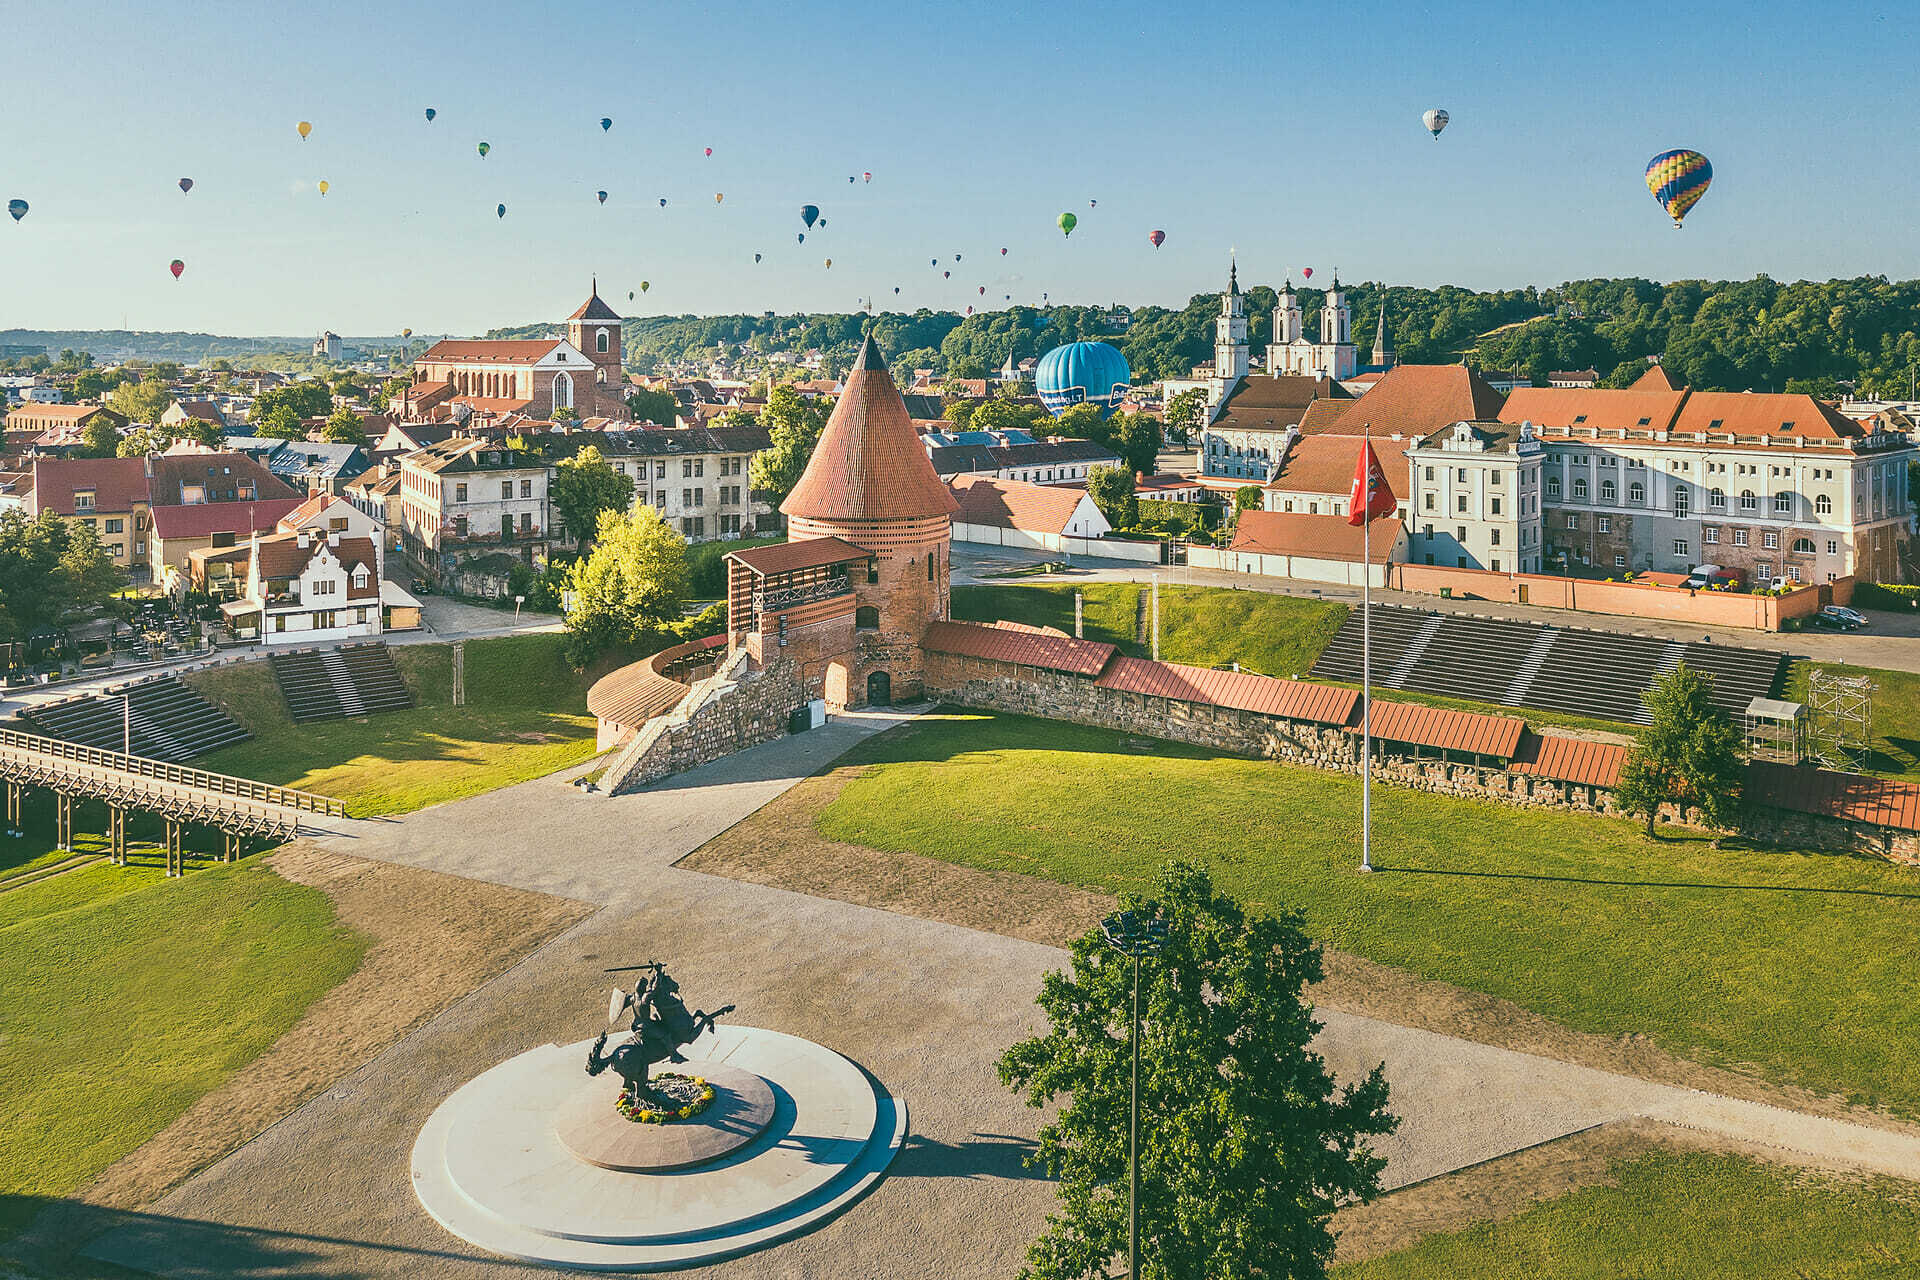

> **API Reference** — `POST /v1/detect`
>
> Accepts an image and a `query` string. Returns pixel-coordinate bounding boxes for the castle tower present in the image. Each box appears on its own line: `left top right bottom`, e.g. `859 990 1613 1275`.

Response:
1371 303 1396 369
780 332 957 708
567 279 624 387
1214 258 1249 385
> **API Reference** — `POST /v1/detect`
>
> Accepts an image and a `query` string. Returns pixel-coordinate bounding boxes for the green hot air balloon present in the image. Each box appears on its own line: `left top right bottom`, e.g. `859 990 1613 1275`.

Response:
1058 212 1077 237
639 281 650 293
477 141 490 157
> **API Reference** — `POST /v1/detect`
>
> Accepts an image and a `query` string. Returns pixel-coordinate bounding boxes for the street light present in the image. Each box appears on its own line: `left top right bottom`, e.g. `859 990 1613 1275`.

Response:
1101 909 1167 1280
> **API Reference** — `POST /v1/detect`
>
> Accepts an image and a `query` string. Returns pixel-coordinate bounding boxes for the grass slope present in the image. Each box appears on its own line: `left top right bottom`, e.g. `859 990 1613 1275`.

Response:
0 861 363 1238
1784 659 1920 781
1338 1151 1920 1279
817 711 1920 1116
191 633 601 817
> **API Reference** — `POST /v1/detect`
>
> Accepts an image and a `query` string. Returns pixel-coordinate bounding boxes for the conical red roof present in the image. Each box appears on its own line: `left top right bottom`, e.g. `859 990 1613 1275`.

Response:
782 334 958 522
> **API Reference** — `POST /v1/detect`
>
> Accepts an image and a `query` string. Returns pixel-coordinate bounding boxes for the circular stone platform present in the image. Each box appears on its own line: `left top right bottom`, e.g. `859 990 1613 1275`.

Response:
553 1062 775 1172
410 1025 906 1272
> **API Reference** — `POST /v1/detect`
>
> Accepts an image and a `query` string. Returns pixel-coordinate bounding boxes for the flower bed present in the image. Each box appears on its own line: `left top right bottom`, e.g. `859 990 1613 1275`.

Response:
616 1072 717 1124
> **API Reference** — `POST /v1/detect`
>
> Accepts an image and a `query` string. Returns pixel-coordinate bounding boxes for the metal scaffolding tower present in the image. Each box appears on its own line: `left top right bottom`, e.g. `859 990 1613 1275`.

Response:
1807 669 1875 770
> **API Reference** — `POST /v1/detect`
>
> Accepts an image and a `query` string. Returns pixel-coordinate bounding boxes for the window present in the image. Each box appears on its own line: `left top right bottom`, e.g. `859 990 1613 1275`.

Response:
501 481 513 500
928 551 936 580
595 328 609 354
683 460 694 478
1827 540 1838 555
455 483 467 503
1709 487 1726 510
722 514 742 535
1573 478 1589 499
521 479 533 498
855 605 879 629
1490 558 1501 571
1490 529 1501 546
329 517 349 531
655 462 666 479
1424 466 1434 481
1456 526 1467 541
1628 482 1645 504
1733 529 1748 547
1455 495 1467 513
1756 563 1773 582
1673 539 1689 556
1614 554 1627 568
867 559 879 584
73 491 95 511
1600 479 1617 502
352 567 368 588
1423 493 1435 510
520 512 533 533
1705 528 1719 544
1490 497 1502 515
1596 516 1611 533
1565 514 1580 530
104 518 123 534
1773 492 1792 515
1456 468 1466 481
1546 476 1561 497
1815 494 1832 515
454 515 468 537
1792 537 1816 554
1762 531 1779 550
1739 490 1757 512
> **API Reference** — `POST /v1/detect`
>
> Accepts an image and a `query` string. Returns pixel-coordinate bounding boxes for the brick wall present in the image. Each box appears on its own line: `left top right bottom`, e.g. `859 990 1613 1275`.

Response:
606 655 804 793
1388 562 1842 630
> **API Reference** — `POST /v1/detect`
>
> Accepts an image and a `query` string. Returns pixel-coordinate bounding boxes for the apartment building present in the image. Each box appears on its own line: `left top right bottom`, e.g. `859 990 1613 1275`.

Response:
396 438 552 577
595 424 772 541
1405 420 1546 573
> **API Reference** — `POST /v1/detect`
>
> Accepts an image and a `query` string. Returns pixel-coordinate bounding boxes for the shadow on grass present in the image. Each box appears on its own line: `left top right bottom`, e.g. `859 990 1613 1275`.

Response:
1376 863 1920 901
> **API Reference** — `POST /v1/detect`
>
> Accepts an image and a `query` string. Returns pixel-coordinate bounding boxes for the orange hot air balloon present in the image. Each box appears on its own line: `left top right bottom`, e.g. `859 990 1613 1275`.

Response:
1149 229 1166 248
317 180 330 196
714 192 724 204
296 121 312 140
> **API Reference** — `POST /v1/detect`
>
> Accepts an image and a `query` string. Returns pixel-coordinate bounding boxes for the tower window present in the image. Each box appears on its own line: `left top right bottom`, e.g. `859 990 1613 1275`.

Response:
927 550 935 580
596 327 609 354
855 605 879 630
867 559 878 584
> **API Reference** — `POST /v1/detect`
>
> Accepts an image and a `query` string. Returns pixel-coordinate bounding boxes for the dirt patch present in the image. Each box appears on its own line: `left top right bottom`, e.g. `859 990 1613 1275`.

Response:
74 842 592 1213
687 765 1920 1142
677 769 1111 947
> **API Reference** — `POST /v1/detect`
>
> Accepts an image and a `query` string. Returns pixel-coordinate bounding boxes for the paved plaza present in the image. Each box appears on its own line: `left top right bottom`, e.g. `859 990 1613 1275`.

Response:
72 707 1920 1278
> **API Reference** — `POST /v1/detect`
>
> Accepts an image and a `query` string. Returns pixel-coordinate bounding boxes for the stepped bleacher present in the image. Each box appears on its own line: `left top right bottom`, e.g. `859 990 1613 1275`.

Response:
270 643 415 723
16 674 250 762
1310 605 1786 725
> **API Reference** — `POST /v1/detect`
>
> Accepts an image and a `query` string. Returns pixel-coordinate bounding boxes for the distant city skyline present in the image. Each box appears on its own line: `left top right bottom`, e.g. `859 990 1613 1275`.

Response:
3 0 1915 335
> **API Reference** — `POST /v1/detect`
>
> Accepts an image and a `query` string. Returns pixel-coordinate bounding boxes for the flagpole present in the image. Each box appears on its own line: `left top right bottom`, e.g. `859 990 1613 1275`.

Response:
1360 424 1373 874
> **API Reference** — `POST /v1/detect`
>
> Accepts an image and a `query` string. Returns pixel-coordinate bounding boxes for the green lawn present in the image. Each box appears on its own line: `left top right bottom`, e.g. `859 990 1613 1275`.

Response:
0 860 364 1238
190 633 603 817
817 711 1920 1116
1338 1150 1920 1279
1785 659 1920 781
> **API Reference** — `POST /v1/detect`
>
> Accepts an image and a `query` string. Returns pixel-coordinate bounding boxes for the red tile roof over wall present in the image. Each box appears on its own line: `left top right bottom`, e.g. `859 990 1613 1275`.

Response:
150 497 303 540
726 536 870 576
1509 732 1629 788
923 619 1115 677
1747 762 1920 832
419 339 563 364
1266 433 1415 496
1230 510 1401 564
28 457 148 515
1094 656 1360 726
1363 700 1526 760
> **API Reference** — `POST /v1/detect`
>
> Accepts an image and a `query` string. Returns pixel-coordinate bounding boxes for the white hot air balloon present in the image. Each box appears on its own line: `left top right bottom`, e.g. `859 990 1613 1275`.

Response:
1423 107 1450 139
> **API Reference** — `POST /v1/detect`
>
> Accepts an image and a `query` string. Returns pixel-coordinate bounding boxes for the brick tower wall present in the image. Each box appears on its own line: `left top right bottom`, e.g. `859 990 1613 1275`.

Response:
790 513 950 708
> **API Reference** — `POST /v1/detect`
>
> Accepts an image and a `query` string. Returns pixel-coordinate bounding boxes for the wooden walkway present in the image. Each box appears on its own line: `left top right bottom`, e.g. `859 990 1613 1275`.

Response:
0 726 341 875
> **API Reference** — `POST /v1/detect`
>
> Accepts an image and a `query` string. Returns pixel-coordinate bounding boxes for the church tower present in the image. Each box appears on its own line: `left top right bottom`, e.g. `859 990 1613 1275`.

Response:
567 279 624 388
1371 303 1396 370
1214 259 1249 385
1321 275 1352 347
779 333 957 709
1267 280 1304 371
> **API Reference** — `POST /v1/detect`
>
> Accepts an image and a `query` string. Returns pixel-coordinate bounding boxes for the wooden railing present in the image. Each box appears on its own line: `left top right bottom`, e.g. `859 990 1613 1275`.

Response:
0 727 346 816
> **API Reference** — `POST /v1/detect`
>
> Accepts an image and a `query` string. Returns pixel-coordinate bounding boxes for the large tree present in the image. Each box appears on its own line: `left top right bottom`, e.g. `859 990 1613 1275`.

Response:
746 385 829 502
1001 861 1396 1280
625 386 679 427
78 416 122 458
1085 465 1137 529
0 511 123 645
255 403 307 441
249 380 332 426
105 376 173 424
1111 411 1164 477
1163 388 1206 447
321 405 368 445
1615 664 1746 837
562 506 689 667
551 444 636 548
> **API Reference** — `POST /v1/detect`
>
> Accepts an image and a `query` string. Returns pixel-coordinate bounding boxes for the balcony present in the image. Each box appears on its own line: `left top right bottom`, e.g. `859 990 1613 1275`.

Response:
752 578 851 615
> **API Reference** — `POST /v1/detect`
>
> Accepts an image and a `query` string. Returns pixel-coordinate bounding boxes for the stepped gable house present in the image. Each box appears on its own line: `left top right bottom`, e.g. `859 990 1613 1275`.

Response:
395 285 631 423
724 334 958 709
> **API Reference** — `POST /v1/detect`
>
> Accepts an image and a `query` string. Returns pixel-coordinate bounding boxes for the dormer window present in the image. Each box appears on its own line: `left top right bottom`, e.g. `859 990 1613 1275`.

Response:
352 566 368 589
1636 417 1651 427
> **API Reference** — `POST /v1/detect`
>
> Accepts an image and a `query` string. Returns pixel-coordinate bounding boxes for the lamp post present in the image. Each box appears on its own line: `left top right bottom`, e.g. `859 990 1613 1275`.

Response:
1101 909 1167 1280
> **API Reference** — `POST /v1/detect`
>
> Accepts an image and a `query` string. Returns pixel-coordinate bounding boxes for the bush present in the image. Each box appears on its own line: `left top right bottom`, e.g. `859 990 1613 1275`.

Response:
1853 582 1920 610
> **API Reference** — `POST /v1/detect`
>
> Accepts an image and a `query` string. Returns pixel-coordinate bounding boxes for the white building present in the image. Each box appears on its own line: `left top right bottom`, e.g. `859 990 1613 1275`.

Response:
396 437 553 578
1266 278 1357 382
947 474 1112 552
313 331 343 360
192 527 382 644
1406 420 1546 574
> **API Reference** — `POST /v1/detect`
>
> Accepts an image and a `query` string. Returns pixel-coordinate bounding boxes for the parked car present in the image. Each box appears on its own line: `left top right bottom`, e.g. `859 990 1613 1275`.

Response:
1814 605 1869 631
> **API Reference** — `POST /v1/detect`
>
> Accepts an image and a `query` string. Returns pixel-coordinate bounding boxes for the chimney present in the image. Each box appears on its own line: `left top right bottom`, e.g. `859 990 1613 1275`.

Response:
328 530 340 547
297 530 310 548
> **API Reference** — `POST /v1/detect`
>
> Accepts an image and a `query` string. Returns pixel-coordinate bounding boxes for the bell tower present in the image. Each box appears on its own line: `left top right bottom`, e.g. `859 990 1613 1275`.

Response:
1214 258 1249 385
567 278 625 388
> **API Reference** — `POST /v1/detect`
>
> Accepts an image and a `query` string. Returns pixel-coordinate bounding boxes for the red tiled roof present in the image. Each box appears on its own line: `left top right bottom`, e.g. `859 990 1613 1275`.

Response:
923 619 1115 677
1671 391 1863 442
1747 761 1920 832
1629 364 1679 392
1229 510 1400 564
146 451 298 505
150 497 302 540
726 535 870 575
1094 656 1359 726
455 396 534 414
28 457 148 515
1299 364 1505 438
1266 433 1415 496
569 290 623 322
782 335 959 522
948 474 1096 535
586 636 725 728
252 532 379 597
419 339 562 364
1508 732 1628 788
1501 386 1687 434
1364 700 1525 760
1212 374 1350 433
5 403 115 426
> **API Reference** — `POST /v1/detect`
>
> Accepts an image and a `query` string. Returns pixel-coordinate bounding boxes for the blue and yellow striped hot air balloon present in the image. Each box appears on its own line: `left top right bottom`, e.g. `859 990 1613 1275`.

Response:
1645 149 1712 228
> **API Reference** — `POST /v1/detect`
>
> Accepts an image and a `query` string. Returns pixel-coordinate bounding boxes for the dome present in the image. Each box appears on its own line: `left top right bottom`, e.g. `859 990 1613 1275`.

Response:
1036 341 1131 418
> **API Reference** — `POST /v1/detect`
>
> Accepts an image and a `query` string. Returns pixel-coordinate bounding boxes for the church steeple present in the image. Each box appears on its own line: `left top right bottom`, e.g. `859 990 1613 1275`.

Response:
1371 303 1395 369
1214 256 1249 384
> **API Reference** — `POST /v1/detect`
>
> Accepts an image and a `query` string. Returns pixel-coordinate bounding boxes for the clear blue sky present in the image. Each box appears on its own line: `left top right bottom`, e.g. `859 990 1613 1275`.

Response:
2 0 1913 336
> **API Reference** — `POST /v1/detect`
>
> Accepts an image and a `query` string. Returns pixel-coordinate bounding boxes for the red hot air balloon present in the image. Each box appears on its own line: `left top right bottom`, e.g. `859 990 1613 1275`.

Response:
169 259 184 279
943 271 950 278
978 286 985 295
1149 229 1165 249
863 172 872 183
1000 247 1007 256
703 147 712 156
1302 266 1313 279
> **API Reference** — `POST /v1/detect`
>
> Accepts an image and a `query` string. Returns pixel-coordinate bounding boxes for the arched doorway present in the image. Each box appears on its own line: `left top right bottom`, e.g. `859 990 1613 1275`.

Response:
866 670 891 706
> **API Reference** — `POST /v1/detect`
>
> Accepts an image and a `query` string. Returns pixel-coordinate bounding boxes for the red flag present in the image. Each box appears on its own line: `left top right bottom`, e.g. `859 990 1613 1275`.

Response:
1348 440 1397 526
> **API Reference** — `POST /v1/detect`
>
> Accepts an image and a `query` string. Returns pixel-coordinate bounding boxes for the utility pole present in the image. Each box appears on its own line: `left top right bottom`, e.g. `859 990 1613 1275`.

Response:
1102 910 1168 1280
1150 573 1160 661
451 640 466 707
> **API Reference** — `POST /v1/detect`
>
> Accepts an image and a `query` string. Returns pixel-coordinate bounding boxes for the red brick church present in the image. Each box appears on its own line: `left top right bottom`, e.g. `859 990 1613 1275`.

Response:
395 285 632 424
722 333 957 708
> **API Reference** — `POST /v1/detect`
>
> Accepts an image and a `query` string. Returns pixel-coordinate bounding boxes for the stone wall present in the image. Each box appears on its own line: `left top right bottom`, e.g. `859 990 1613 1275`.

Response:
604 655 804 794
924 651 1916 863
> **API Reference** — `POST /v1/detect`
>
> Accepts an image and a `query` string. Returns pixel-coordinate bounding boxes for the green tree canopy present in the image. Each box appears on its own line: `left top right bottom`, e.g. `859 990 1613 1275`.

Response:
321 406 368 445
104 376 173 425
1234 485 1263 512
1085 465 1137 528
248 380 332 425
745 385 829 501
117 418 220 457
625 387 679 427
562 506 689 667
78 416 122 458
71 369 108 400
1615 664 1746 836
1111 411 1164 477
0 511 123 645
255 403 306 441
551 444 636 548
1163 388 1206 446
1000 861 1395 1280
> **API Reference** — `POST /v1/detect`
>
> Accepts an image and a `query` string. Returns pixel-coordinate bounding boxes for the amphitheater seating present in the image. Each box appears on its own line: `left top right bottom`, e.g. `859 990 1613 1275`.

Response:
1310 605 1786 725
17 675 251 762
270 643 415 723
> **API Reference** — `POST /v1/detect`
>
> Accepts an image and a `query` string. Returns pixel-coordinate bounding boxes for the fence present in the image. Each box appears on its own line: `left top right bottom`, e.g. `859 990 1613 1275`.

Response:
0 726 345 816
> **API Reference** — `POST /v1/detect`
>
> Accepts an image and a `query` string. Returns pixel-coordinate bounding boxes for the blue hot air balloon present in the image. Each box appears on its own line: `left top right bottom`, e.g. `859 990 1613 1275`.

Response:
1035 341 1132 418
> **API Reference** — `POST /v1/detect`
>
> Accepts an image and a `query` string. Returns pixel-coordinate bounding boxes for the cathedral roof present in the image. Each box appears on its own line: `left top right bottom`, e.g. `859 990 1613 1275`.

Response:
570 286 623 322
1298 364 1506 438
781 334 959 522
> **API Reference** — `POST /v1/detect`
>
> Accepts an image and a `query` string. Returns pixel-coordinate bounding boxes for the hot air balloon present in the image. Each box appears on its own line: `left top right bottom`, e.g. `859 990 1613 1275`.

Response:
629 291 635 300
296 121 312 140
848 176 855 184
597 190 608 204
659 198 668 207
1004 294 1011 301
797 233 805 244
178 178 193 194
754 252 762 263
944 271 950 278
402 328 412 338
978 286 985 295
640 281 650 292
1089 199 1097 208
600 117 612 132
317 180 330 196
6 199 25 223
1000 247 1007 256
966 307 974 315
824 258 832 268
1645 148 1712 228
1302 266 1313 279
425 108 436 122
476 141 490 157
893 286 900 294
1058 212 1077 237
801 204 819 227
714 192 724 204
1149 229 1165 249
1423 108 1449 139
496 203 506 218
1037 341 1132 417
931 259 938 266
703 147 712 156
817 219 826 228
169 259 184 278
863 172 872 183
